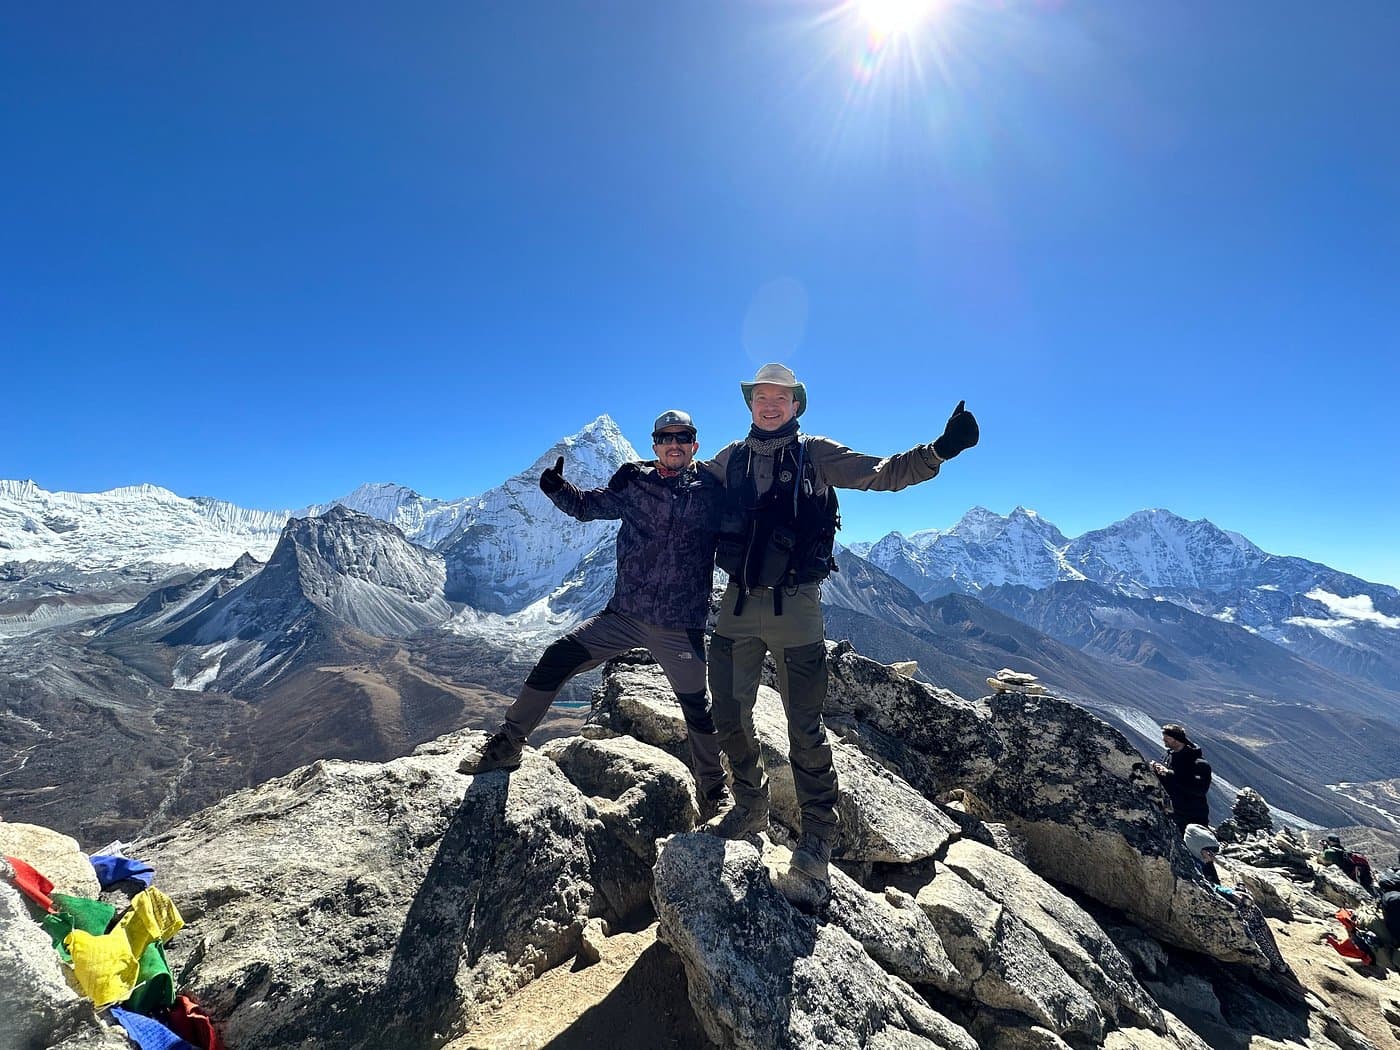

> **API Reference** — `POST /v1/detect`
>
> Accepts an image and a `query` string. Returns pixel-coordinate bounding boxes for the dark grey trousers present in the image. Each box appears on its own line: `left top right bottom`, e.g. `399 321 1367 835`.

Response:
709 582 838 843
500 608 726 795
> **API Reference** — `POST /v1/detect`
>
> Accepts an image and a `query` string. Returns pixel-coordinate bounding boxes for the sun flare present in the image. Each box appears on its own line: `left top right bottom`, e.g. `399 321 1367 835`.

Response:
854 0 940 39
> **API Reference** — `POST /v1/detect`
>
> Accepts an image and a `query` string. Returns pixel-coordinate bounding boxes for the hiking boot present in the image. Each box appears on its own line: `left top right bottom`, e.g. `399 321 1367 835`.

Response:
459 732 523 774
790 832 833 882
698 784 734 824
703 797 769 839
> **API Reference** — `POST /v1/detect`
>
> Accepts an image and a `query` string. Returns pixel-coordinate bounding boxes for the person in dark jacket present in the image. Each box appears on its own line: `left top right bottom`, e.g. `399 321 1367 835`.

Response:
1150 723 1212 835
699 363 979 884
461 410 730 816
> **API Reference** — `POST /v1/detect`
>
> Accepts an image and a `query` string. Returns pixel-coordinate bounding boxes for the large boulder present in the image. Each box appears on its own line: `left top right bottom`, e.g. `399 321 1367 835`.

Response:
541 734 699 921
757 838 963 995
0 822 101 900
0 883 131 1050
653 833 979 1050
820 642 1262 965
912 861 1106 1041
940 839 1165 1034
596 659 958 864
540 734 699 861
135 731 606 1049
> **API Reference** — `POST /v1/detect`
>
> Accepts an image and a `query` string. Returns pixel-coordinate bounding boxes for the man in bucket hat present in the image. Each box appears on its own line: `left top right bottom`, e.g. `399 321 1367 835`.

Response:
701 363 979 884
462 410 732 819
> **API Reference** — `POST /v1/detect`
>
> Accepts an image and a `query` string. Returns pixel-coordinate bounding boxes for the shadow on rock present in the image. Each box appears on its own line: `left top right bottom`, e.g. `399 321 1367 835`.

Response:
377 770 512 1046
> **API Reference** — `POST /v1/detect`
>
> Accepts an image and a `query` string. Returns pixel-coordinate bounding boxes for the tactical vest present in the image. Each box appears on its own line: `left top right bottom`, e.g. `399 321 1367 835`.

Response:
716 439 840 606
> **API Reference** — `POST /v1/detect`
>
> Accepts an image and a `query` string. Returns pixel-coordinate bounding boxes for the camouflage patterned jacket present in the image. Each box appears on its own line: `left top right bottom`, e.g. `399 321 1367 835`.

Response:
548 463 722 630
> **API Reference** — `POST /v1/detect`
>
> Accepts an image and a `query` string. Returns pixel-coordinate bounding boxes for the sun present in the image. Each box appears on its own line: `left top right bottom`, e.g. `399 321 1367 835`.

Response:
854 0 940 39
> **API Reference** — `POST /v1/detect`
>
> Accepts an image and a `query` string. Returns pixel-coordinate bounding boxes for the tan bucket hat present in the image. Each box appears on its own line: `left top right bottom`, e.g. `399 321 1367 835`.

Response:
741 362 807 417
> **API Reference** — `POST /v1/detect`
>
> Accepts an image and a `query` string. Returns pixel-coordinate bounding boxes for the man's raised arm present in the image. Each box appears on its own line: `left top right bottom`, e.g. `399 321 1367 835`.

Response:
540 455 627 521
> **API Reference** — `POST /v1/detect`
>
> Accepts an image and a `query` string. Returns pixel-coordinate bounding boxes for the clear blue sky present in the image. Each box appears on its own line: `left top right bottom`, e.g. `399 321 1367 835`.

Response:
3 2 1398 584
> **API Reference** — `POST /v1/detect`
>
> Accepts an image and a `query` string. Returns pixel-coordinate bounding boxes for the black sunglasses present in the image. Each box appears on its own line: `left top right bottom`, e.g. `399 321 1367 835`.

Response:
653 432 696 445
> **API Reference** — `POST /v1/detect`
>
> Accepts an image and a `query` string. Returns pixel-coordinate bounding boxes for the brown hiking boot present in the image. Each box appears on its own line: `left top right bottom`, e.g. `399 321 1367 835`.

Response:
703 797 769 839
698 784 734 824
459 732 523 774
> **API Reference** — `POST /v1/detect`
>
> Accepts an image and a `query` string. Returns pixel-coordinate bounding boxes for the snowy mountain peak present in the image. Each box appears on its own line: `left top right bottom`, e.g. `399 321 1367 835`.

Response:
0 479 44 500
278 506 438 594
531 415 641 479
1 479 289 575
345 482 425 504
948 506 1008 544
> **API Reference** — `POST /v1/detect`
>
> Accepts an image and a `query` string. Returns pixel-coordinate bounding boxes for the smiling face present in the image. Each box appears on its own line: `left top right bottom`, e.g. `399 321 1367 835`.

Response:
749 383 797 431
652 426 699 470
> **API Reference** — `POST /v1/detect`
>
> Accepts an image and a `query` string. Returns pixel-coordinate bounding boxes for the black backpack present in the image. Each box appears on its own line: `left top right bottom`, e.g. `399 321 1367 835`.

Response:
1382 891 1400 941
1378 867 1400 895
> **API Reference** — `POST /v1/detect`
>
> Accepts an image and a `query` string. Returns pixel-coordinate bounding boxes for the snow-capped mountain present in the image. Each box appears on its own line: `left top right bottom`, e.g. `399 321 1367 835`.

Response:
1062 510 1266 594
862 506 1400 693
0 480 288 575
866 506 1079 598
436 415 638 612
160 506 451 693
302 483 473 550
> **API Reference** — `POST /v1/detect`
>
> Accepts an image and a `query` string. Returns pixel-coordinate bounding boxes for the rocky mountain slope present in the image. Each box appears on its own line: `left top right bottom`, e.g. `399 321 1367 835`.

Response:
3 420 1398 843
6 647 1397 1050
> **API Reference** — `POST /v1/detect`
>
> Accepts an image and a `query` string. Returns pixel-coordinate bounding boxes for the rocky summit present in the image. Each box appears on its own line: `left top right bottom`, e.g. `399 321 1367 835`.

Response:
4 645 1399 1050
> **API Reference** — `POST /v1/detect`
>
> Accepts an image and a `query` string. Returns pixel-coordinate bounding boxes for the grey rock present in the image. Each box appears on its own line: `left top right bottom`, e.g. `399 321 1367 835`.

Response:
136 735 603 1049
941 838 1165 1033
0 883 131 1050
1222 827 1315 879
820 642 1263 965
0 822 101 899
540 734 699 861
653 833 979 1050
1313 862 1377 910
590 660 692 758
973 1020 1072 1050
599 660 958 864
541 733 699 921
912 862 1104 1041
757 838 962 994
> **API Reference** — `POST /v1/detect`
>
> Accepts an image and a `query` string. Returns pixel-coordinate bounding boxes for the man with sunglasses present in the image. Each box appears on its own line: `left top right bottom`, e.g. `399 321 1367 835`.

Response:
462 411 731 818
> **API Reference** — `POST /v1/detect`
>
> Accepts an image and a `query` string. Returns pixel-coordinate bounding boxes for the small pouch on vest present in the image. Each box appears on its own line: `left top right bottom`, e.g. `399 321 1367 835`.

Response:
753 526 796 587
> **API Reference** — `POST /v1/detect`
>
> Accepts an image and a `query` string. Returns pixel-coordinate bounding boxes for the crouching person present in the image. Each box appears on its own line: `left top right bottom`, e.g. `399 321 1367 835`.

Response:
461 411 731 819
1184 823 1294 977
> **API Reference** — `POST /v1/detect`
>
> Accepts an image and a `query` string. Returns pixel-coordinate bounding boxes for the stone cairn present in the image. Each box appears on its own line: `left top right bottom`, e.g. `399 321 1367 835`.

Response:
1215 786 1274 844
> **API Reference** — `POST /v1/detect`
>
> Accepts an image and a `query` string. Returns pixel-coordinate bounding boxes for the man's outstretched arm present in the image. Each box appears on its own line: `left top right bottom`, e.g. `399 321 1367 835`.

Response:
540 456 626 521
811 400 980 492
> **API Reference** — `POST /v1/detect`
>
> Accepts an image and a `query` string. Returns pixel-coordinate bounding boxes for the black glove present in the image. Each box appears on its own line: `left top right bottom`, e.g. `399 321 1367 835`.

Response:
608 462 642 493
539 456 565 495
933 400 979 460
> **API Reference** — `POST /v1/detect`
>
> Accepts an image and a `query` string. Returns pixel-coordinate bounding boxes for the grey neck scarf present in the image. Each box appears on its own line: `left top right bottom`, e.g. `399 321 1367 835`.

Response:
745 418 800 455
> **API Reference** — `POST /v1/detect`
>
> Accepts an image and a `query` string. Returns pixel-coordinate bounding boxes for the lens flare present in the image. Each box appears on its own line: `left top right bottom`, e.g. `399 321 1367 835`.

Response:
856 0 939 40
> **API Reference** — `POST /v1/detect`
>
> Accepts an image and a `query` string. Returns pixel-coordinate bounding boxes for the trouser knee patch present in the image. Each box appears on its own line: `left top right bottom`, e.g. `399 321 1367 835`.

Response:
783 641 828 680
524 636 592 692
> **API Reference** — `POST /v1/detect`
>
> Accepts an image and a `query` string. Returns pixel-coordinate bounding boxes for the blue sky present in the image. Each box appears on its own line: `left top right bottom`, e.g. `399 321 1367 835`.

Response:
3 2 1397 584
